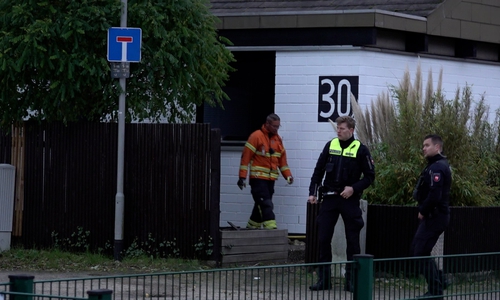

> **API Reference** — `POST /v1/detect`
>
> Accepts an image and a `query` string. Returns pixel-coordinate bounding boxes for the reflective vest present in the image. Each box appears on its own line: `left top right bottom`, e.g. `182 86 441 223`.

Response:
329 138 361 158
325 138 362 188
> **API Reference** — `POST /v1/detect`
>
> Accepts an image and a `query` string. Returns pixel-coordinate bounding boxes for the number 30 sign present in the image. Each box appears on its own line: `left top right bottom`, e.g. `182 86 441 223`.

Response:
318 76 359 122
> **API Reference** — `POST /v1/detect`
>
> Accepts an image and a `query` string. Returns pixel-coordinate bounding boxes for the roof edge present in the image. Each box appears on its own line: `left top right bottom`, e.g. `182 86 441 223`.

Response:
213 9 427 21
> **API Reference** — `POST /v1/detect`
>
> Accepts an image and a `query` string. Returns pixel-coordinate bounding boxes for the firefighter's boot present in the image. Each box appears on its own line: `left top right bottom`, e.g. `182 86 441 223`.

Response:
262 220 277 229
246 219 261 229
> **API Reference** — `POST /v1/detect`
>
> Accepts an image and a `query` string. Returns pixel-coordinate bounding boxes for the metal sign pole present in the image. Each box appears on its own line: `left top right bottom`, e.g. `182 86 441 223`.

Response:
114 0 128 261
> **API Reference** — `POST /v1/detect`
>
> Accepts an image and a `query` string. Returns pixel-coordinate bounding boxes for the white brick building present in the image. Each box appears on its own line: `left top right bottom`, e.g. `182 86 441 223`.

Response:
204 1 500 233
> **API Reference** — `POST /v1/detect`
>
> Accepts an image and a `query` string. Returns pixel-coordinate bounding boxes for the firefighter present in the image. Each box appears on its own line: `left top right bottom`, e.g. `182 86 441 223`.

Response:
237 113 294 229
308 116 375 292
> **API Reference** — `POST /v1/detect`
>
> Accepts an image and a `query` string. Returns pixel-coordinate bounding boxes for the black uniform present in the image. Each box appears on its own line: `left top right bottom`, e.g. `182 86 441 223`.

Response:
411 153 451 297
308 136 375 291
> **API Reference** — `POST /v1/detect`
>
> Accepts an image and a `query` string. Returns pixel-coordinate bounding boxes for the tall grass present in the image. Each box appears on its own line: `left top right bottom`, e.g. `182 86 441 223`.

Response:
355 65 500 206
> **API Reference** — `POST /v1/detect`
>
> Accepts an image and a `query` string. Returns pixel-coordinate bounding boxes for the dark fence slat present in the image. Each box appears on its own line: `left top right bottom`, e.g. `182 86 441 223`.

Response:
0 128 12 164
210 128 221 263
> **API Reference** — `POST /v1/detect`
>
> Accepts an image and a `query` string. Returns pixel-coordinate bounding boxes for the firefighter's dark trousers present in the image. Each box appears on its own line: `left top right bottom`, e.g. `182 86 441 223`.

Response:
248 178 276 225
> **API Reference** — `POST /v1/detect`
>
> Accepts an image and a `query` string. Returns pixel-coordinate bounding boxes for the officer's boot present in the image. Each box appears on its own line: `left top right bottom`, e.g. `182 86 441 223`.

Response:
439 270 449 290
309 266 332 291
344 279 354 292
344 264 354 292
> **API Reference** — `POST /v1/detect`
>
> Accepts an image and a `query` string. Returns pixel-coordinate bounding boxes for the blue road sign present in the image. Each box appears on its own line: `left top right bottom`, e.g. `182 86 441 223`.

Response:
107 27 142 62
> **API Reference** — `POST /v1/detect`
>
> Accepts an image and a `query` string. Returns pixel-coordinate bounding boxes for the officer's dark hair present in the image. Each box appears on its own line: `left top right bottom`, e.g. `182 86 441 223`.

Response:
336 116 356 129
424 134 443 150
266 113 280 123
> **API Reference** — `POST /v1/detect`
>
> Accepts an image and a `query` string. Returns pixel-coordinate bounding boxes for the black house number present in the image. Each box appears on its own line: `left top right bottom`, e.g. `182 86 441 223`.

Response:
318 76 359 122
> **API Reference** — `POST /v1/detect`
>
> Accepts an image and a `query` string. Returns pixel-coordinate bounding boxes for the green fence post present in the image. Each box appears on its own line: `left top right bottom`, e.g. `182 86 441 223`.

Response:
353 254 374 300
87 289 113 300
8 275 34 300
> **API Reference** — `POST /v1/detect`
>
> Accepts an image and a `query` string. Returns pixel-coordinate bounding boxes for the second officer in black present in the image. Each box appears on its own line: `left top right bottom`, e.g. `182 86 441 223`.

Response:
411 134 451 300
308 116 375 292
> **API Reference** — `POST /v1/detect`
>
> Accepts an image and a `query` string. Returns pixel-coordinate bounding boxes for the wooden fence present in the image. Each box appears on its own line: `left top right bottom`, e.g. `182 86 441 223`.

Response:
0 121 221 261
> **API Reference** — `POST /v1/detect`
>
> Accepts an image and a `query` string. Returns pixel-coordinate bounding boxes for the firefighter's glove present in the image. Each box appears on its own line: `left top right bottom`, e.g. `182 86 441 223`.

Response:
237 178 246 190
287 176 294 185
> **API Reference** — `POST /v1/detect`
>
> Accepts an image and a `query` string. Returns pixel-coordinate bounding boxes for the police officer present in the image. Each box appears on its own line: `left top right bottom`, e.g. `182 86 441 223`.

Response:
412 134 451 300
308 116 375 291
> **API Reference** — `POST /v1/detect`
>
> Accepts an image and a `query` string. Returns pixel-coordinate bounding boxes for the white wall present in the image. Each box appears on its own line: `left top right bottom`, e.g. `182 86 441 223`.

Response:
220 48 500 233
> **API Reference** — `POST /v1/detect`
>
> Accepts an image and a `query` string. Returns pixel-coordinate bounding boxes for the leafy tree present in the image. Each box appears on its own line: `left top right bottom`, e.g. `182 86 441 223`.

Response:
354 66 500 206
0 0 234 128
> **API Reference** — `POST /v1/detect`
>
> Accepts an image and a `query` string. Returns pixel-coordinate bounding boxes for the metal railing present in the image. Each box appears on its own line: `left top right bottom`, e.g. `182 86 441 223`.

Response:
1 252 499 300
371 253 500 300
0 275 112 300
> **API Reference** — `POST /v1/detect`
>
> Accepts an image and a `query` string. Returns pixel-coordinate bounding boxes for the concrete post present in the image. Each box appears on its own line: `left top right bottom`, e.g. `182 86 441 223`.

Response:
0 164 16 251
331 199 368 277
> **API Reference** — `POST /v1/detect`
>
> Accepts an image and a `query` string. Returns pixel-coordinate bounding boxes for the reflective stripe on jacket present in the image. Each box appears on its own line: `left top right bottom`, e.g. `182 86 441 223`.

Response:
239 125 292 181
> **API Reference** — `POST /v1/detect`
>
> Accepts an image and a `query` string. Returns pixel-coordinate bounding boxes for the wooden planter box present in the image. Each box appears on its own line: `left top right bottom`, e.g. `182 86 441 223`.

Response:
220 228 288 267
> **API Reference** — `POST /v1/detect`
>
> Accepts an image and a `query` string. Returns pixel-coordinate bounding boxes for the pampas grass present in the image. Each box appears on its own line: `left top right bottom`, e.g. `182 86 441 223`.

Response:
354 65 500 206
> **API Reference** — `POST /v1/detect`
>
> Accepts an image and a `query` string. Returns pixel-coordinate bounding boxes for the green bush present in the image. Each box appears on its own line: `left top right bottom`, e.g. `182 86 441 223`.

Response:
355 66 500 206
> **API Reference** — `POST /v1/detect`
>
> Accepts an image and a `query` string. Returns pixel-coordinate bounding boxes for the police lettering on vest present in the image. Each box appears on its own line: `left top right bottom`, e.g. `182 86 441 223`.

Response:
329 138 361 158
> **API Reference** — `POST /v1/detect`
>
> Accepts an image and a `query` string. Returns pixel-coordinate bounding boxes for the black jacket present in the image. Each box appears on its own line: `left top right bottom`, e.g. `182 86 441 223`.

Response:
414 153 451 217
308 136 375 197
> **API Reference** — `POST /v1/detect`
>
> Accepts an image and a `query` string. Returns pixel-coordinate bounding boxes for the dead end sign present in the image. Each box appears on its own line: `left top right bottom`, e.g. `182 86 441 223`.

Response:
107 27 142 63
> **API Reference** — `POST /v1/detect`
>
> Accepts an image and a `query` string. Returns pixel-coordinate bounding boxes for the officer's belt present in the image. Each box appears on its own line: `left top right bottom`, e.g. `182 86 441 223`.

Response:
323 191 339 196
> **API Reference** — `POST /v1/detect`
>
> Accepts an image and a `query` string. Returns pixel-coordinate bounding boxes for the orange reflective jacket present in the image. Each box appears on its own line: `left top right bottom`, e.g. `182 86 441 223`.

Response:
239 125 292 181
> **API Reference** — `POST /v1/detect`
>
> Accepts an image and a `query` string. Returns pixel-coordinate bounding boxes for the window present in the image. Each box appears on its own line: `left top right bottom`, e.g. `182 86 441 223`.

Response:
198 51 275 145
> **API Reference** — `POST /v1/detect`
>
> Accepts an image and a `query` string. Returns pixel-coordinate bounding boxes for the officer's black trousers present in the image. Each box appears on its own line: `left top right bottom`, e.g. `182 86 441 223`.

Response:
411 212 450 295
249 179 275 223
316 195 364 283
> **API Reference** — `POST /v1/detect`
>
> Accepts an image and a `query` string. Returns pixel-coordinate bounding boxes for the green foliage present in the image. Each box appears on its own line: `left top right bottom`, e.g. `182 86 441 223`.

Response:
49 229 213 260
122 233 180 259
363 143 422 205
357 66 500 206
0 0 234 128
51 226 91 252
97 240 113 255
193 235 213 259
